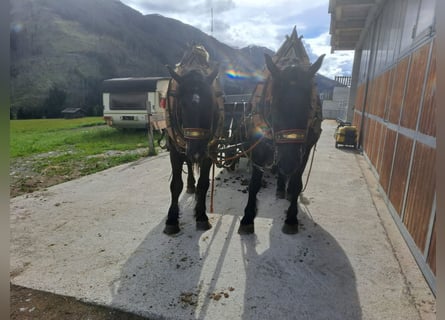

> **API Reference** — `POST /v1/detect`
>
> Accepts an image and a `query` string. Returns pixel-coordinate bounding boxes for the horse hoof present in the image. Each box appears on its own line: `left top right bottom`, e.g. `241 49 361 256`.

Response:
196 220 212 231
282 223 298 234
238 224 255 234
186 186 196 194
163 224 180 235
276 190 285 199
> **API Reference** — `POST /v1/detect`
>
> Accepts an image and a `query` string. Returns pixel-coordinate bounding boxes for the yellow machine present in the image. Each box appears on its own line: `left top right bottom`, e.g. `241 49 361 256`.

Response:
334 119 358 148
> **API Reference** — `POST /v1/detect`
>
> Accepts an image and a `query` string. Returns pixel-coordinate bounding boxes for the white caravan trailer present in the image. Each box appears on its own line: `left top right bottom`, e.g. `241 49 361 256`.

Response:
102 77 170 129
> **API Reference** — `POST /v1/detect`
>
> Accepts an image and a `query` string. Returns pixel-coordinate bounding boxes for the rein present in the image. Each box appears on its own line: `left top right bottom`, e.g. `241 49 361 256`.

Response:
302 142 317 192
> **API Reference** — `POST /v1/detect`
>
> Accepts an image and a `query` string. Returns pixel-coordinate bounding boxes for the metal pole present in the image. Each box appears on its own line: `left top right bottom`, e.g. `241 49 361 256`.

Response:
147 102 156 156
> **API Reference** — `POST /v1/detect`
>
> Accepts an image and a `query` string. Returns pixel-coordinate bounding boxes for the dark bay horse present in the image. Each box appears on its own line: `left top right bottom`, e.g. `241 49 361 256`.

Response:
238 52 325 235
163 47 223 235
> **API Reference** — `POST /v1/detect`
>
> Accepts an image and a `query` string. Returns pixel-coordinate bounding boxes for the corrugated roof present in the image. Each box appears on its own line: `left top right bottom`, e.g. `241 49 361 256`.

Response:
61 108 85 113
328 0 381 51
102 77 171 93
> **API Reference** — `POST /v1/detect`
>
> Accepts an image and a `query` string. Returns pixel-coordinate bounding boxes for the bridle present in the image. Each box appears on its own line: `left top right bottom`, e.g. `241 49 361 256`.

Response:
166 75 223 155
245 65 316 174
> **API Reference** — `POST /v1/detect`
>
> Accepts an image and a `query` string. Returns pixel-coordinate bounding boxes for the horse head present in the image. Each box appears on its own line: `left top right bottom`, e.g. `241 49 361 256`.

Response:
167 65 219 162
265 53 325 176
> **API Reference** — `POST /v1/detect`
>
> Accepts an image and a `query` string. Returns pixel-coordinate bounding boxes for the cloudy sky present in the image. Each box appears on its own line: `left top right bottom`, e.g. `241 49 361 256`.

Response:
119 0 354 79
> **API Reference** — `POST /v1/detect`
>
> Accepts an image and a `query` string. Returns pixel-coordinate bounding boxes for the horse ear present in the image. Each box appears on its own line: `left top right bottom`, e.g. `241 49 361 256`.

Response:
309 54 325 76
207 65 219 84
265 53 280 77
166 65 182 84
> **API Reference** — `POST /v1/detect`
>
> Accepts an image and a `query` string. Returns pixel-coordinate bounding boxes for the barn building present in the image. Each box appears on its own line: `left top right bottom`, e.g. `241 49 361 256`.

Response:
329 0 436 294
61 107 87 119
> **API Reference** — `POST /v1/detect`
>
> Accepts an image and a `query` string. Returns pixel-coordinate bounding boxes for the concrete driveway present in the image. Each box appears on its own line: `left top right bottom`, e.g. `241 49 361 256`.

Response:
10 120 435 319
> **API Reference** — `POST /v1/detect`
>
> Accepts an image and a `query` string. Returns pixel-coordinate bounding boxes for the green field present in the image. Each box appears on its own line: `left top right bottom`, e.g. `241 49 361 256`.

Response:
10 117 162 186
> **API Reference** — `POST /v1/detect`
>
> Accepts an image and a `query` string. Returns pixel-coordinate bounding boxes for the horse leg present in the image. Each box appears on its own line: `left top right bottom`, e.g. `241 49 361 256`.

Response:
282 172 302 234
194 157 212 231
281 143 315 234
285 175 296 201
239 165 263 234
185 159 196 194
276 172 286 199
164 148 184 235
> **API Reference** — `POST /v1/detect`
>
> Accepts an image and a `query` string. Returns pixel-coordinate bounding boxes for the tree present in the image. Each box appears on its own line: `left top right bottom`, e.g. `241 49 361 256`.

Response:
43 85 67 118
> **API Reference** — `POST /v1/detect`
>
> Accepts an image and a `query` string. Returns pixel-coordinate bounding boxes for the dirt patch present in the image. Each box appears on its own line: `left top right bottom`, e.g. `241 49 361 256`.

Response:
10 152 78 197
9 148 148 198
10 285 148 320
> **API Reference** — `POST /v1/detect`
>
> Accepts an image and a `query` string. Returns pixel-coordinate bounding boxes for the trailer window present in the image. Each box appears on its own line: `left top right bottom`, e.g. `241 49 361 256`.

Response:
110 93 147 110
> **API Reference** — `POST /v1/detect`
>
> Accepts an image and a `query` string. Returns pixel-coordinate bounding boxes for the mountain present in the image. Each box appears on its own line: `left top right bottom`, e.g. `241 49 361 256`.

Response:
10 0 339 119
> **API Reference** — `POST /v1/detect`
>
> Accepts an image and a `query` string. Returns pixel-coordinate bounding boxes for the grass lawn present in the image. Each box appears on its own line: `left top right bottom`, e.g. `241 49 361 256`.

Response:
11 117 150 157
10 117 163 193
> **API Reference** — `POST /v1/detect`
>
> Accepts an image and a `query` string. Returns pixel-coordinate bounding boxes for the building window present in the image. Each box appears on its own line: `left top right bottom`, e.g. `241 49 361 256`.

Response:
415 0 435 38
400 0 421 51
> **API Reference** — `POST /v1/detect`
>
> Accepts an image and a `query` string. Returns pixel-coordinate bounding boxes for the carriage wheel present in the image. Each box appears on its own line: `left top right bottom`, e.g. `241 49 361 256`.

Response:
229 160 237 171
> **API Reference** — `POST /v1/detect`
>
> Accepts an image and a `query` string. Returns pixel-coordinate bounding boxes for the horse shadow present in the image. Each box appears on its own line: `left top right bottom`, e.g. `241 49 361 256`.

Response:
108 188 198 318
238 178 363 319
109 164 362 320
109 184 238 320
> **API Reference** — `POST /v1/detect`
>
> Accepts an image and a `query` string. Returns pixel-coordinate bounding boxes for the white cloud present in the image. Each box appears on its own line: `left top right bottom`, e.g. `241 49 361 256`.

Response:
303 32 355 79
120 0 354 78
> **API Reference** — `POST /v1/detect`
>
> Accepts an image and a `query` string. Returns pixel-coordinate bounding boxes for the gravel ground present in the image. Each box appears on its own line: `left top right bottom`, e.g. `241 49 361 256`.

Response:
10 150 152 319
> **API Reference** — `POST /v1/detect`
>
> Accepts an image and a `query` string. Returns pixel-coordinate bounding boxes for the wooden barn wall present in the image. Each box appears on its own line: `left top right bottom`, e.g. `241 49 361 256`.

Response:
375 124 386 175
351 12 436 292
388 134 413 215
427 219 436 275
400 44 430 130
403 142 436 255
388 57 410 124
378 128 397 194
418 40 436 137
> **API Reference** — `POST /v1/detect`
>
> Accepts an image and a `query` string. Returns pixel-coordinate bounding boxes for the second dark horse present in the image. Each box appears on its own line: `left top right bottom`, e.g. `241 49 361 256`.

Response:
239 51 325 235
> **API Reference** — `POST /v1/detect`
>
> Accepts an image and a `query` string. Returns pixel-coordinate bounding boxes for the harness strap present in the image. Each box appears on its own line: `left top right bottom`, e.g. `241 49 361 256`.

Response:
302 142 317 192
165 72 225 158
165 79 186 152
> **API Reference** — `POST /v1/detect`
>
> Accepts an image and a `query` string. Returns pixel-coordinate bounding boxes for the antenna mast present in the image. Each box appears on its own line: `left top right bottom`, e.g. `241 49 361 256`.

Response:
211 8 213 36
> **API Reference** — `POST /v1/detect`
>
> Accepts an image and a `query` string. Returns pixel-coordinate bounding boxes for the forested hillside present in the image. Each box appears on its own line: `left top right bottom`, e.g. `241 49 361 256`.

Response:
10 0 340 119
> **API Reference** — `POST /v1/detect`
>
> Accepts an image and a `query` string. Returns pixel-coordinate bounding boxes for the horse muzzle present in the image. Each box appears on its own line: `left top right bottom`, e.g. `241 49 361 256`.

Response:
276 143 306 176
183 128 211 162
186 140 210 162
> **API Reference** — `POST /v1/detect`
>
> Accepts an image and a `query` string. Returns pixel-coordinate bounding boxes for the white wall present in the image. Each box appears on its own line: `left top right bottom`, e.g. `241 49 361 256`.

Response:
322 86 350 120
